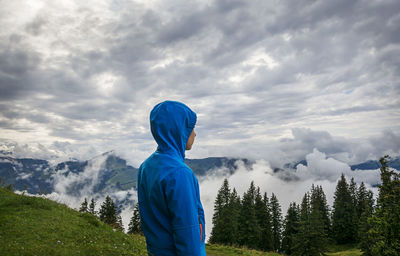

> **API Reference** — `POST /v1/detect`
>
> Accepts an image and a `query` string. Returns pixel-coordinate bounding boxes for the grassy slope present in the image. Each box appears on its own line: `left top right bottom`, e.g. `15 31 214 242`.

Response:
0 188 361 256
325 244 362 256
205 244 362 256
0 188 147 256
205 244 281 256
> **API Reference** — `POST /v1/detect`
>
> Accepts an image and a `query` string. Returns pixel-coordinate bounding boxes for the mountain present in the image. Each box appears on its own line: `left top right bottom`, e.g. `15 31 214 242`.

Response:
0 153 249 196
284 157 400 171
0 156 53 194
185 157 252 176
350 157 400 170
1 152 398 198
0 153 139 196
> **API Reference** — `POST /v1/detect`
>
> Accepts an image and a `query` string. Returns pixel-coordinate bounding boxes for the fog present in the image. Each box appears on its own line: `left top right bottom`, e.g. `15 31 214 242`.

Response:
199 149 379 241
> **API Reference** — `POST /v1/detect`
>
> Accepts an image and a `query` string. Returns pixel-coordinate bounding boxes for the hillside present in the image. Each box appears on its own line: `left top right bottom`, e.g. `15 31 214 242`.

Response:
0 187 147 256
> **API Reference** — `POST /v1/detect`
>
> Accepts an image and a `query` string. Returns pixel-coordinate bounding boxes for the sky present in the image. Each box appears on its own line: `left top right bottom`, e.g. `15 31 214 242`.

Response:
1 0 400 167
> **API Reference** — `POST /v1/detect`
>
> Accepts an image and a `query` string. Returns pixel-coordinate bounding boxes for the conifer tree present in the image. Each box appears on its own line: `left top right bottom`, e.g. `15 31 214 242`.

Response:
292 189 329 256
259 192 274 251
117 215 124 231
99 195 119 228
281 202 300 255
332 174 356 244
228 188 241 245
270 193 282 252
79 198 88 213
362 156 400 255
210 178 235 244
238 181 261 249
356 182 373 219
310 185 331 238
292 192 312 255
210 185 224 244
348 178 359 241
255 189 273 251
89 198 96 215
128 203 142 234
358 183 374 254
309 186 329 254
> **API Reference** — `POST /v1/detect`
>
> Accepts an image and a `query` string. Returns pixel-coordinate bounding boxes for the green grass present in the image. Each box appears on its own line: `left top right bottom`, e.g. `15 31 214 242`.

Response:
325 244 362 256
0 187 147 256
206 244 281 256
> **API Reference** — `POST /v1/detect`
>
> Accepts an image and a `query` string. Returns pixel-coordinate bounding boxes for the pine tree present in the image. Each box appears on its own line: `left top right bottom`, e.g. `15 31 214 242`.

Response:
255 189 273 251
309 185 329 254
349 178 359 241
292 192 312 255
228 188 241 245
128 203 142 234
79 198 88 213
292 187 329 256
362 156 400 255
358 184 374 255
332 174 356 244
238 181 261 249
210 185 224 244
356 182 373 220
270 193 282 252
117 215 124 232
310 185 331 239
257 192 273 251
89 198 96 215
99 195 119 228
210 178 235 245
281 202 300 255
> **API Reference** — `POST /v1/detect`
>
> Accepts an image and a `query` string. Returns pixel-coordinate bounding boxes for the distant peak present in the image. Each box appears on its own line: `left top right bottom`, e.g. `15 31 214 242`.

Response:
101 150 116 156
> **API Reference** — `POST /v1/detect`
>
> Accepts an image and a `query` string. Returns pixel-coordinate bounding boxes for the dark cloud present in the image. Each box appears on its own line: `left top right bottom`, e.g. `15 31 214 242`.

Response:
0 47 41 100
0 0 399 163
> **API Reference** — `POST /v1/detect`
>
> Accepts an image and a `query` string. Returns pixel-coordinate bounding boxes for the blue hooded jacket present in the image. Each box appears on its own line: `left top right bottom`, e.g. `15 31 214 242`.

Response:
137 101 206 256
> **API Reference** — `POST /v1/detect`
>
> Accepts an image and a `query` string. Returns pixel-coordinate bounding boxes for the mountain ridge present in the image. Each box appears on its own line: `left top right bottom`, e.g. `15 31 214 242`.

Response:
1 153 399 197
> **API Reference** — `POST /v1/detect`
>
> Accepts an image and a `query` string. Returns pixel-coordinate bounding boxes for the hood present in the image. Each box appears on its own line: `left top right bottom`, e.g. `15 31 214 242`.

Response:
150 101 197 160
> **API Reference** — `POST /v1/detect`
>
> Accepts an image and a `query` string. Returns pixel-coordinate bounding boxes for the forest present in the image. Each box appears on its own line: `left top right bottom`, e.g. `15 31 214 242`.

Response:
209 156 399 255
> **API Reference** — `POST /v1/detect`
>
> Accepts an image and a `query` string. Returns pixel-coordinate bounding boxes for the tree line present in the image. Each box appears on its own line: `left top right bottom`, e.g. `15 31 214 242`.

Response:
210 156 400 256
79 196 142 235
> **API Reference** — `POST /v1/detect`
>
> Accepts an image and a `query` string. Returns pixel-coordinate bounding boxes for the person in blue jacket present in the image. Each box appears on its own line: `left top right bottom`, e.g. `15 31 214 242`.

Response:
137 100 206 256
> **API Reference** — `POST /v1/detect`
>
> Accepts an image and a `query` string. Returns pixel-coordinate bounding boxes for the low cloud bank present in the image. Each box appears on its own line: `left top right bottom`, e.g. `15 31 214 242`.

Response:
199 148 380 241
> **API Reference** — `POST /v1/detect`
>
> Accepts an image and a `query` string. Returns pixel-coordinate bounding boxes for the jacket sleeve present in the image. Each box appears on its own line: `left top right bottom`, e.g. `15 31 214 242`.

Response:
165 169 202 256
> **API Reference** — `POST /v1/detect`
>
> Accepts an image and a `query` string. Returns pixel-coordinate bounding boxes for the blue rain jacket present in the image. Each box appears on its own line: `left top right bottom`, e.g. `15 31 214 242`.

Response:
137 101 206 256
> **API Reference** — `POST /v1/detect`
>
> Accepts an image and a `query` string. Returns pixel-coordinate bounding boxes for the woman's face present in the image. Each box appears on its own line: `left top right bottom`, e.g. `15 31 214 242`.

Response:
185 129 196 150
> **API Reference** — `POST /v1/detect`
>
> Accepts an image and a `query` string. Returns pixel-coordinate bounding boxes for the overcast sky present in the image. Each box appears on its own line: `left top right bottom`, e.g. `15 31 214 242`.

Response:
1 0 399 166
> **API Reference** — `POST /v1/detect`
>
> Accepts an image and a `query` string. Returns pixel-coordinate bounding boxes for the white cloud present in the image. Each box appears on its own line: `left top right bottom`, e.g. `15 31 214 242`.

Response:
295 148 381 185
52 153 109 196
0 0 399 164
199 150 381 242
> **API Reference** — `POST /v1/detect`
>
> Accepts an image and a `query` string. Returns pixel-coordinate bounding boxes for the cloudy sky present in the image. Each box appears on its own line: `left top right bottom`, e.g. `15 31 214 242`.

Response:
1 0 399 166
